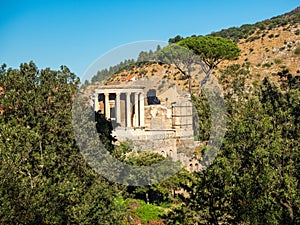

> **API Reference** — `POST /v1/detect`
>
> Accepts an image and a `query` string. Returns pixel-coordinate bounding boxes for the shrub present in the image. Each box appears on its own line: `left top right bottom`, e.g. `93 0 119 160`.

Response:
268 34 274 38
132 200 165 223
243 61 251 67
274 58 282 64
295 29 300 35
295 46 300 55
252 80 259 87
247 36 260 42
140 69 148 76
280 65 288 69
158 83 164 91
169 83 175 88
268 24 274 30
262 63 271 68
257 23 266 30
279 46 285 51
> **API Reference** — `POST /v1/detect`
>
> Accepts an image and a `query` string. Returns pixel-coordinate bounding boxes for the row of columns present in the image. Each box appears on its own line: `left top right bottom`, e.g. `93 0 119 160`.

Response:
95 91 145 128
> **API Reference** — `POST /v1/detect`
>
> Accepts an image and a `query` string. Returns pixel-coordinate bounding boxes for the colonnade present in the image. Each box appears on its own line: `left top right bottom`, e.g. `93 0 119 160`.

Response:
94 87 145 128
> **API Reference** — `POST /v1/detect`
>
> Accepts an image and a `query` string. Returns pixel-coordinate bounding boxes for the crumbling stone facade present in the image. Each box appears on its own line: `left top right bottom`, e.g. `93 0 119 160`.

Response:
92 84 201 171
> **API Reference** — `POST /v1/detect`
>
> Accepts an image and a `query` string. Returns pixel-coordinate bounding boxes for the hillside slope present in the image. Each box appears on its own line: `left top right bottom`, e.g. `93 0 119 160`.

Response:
218 7 300 83
88 7 300 92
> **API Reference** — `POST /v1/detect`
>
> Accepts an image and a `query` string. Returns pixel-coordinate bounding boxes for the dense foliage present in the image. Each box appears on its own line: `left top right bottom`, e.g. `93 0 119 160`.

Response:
0 62 124 224
1 57 299 225
89 59 135 84
163 67 300 225
177 36 240 70
210 6 300 42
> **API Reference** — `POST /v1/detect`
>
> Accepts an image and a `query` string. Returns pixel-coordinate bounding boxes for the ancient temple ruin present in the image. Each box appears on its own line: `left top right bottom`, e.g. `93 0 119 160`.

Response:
94 86 145 129
92 83 201 171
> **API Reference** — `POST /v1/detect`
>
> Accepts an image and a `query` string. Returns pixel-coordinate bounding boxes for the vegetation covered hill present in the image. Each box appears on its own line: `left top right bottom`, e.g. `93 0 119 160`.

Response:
88 7 300 92
211 7 300 41
215 6 300 83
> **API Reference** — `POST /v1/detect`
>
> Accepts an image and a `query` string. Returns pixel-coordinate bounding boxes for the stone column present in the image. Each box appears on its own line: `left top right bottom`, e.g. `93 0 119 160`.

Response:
104 92 110 119
94 93 99 112
139 92 145 127
115 92 121 124
134 92 139 127
126 92 131 128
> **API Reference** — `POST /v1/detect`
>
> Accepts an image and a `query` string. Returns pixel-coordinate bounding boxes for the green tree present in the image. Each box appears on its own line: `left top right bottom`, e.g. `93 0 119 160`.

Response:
177 36 240 73
95 112 116 154
156 44 198 92
168 35 184 44
123 151 190 207
0 62 124 224
157 36 240 93
164 78 300 225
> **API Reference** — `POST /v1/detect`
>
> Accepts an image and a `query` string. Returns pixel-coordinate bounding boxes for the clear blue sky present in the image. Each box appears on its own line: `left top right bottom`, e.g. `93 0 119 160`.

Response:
0 0 299 79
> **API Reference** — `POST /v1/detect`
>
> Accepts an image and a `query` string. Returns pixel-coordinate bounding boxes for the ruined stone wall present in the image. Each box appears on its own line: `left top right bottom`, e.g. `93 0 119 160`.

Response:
144 105 173 130
113 97 201 171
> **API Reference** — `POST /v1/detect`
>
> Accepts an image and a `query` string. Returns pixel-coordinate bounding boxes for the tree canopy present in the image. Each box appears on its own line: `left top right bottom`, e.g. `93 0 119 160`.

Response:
177 35 240 71
0 62 124 224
